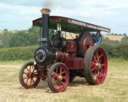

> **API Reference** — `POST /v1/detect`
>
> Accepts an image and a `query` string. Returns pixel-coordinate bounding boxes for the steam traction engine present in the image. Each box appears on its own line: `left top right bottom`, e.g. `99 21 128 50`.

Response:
19 8 110 92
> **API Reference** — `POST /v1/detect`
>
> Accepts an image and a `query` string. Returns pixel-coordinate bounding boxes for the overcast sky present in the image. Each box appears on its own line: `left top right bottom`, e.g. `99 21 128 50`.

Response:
0 0 128 34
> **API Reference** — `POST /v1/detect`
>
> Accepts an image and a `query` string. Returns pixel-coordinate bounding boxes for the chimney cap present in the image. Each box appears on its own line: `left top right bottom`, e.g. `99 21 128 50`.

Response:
41 8 51 15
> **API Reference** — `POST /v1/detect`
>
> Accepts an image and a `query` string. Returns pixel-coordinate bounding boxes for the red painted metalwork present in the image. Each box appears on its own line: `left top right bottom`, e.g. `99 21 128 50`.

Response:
50 63 69 92
90 48 108 84
80 33 94 55
56 51 84 70
66 40 77 54
55 33 93 70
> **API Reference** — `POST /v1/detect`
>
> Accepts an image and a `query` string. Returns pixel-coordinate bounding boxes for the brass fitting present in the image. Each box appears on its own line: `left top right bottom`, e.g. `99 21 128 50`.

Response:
41 8 51 15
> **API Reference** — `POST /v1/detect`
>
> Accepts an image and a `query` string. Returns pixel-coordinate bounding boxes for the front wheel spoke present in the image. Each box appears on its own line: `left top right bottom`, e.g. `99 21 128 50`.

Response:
31 67 35 73
55 80 61 85
23 70 29 75
97 56 100 62
29 66 32 72
23 77 28 80
23 76 28 80
61 70 66 75
62 76 67 81
32 78 36 84
29 78 33 85
27 78 31 86
27 66 31 72
59 67 63 73
52 72 59 80
59 80 65 87
31 78 35 83
99 54 103 59
96 52 101 62
24 73 29 77
96 52 99 58
26 78 29 85
23 78 29 84
57 68 60 73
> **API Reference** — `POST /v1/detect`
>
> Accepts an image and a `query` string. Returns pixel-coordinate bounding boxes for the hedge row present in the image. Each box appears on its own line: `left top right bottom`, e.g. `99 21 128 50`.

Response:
102 44 128 59
0 46 37 61
0 44 127 61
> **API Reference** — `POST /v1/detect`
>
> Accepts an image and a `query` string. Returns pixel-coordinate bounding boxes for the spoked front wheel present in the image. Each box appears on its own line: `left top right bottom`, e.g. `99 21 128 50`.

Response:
47 63 69 93
84 46 108 85
19 61 40 89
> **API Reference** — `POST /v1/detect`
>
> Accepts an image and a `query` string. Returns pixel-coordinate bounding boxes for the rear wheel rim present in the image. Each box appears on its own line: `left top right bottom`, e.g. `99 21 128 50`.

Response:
51 64 69 92
90 48 108 84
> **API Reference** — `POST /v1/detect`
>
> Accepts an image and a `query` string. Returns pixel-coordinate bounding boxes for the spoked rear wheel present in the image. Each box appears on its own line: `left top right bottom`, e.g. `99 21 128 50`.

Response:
19 61 40 89
84 46 108 85
47 63 69 93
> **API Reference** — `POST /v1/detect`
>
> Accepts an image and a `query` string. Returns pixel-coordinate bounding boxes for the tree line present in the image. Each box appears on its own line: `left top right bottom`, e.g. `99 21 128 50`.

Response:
0 27 128 48
0 27 40 48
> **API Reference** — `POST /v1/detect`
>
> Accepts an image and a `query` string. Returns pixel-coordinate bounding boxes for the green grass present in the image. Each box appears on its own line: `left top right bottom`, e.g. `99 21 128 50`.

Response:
0 60 26 65
0 58 128 102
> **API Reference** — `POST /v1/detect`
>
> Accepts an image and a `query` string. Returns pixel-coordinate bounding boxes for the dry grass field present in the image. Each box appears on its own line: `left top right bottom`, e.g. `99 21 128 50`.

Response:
104 35 125 41
0 59 128 102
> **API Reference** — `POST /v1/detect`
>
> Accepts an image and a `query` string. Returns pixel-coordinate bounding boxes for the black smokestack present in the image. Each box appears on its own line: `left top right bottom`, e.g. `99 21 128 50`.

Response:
40 8 51 47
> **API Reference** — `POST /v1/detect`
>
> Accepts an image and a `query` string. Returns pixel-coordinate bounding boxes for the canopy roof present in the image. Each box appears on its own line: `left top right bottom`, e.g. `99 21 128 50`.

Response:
33 16 110 33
